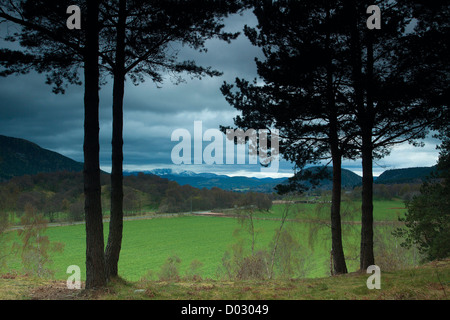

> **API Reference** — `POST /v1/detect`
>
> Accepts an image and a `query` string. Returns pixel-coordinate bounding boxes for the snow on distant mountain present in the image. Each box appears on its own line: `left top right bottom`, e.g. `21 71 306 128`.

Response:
123 168 286 192
123 167 364 193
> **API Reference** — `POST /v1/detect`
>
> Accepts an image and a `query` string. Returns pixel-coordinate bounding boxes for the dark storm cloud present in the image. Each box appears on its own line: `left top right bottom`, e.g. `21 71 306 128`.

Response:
0 72 85 159
0 10 440 178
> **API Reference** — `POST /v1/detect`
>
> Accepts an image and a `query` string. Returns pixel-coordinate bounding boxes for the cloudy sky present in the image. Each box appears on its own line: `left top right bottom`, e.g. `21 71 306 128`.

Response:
0 10 441 179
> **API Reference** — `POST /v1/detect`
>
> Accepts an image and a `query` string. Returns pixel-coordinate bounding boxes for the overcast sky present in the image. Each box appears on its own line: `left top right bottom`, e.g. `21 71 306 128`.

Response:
0 10 441 179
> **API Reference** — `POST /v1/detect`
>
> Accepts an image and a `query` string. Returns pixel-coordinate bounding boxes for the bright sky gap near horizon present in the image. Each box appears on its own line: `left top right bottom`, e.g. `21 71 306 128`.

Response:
0 10 441 179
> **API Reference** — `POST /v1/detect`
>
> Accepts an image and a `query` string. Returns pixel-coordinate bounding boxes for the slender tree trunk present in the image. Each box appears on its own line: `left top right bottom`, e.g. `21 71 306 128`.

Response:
360 135 374 270
84 0 107 289
330 149 348 274
105 0 126 278
360 30 375 270
345 0 375 270
325 4 347 275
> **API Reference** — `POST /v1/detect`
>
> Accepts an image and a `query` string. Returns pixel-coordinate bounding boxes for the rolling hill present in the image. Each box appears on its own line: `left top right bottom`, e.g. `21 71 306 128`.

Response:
0 135 83 182
375 166 437 184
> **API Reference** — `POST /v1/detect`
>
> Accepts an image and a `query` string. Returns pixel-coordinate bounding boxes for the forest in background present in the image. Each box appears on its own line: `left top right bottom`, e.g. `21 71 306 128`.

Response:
0 169 422 225
0 171 274 223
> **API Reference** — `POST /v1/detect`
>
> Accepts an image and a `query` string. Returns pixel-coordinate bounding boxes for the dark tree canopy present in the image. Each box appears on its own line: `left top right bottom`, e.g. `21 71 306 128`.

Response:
222 0 449 271
1 0 246 91
221 0 360 274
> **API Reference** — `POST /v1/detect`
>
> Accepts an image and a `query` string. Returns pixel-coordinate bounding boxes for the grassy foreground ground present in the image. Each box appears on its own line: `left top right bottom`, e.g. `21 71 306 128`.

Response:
1 259 448 300
3 200 411 281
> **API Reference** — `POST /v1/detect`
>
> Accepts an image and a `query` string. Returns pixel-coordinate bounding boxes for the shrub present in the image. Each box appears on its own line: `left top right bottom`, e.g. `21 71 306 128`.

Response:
158 255 182 282
184 259 204 281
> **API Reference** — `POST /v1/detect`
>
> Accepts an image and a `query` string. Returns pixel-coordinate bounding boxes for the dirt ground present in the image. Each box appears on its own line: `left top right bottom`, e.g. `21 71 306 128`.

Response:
30 280 88 300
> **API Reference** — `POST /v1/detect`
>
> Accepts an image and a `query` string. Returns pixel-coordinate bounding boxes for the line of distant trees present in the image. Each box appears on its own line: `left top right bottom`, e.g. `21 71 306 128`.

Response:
291 182 423 203
0 171 273 223
0 169 424 226
349 183 421 202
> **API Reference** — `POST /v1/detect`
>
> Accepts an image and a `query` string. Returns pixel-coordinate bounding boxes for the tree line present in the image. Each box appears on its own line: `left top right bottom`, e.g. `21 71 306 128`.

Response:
0 171 273 221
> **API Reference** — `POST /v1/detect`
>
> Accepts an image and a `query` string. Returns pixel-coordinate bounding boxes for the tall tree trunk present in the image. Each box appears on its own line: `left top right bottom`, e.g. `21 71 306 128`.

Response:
326 4 347 275
360 134 374 270
330 149 348 274
84 0 107 289
105 0 126 278
345 0 375 270
360 30 375 270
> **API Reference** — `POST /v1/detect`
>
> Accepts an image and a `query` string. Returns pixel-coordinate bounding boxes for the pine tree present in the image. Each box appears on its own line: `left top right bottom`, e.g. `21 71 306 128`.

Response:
343 0 447 269
221 0 355 274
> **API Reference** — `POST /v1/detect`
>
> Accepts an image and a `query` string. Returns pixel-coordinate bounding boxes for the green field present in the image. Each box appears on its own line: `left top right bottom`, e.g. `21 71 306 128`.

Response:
3 199 415 282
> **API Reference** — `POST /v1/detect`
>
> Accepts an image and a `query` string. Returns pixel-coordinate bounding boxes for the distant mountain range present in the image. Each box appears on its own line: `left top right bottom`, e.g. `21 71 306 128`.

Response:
0 135 83 182
0 134 437 191
123 167 363 193
124 169 288 193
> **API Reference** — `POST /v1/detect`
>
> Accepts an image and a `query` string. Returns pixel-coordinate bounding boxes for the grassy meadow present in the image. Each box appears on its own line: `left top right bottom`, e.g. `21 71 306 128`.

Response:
2 199 416 282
